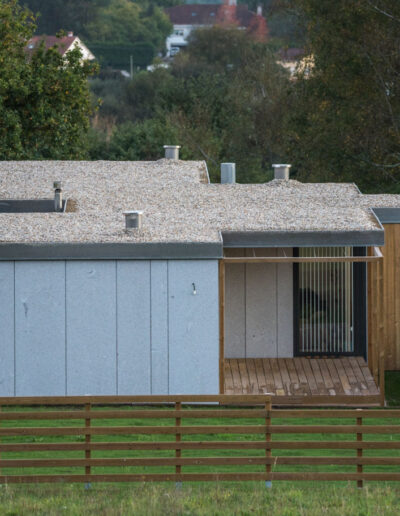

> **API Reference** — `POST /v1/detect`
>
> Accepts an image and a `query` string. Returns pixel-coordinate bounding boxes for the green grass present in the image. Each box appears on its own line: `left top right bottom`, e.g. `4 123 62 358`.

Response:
0 483 400 515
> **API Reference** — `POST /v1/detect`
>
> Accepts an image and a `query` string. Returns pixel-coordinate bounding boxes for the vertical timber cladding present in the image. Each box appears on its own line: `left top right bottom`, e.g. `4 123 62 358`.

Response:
368 224 400 373
0 259 219 396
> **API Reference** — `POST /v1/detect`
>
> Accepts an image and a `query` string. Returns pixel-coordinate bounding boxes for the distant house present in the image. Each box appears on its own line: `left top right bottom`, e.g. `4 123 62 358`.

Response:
26 32 95 62
276 47 314 77
165 1 267 57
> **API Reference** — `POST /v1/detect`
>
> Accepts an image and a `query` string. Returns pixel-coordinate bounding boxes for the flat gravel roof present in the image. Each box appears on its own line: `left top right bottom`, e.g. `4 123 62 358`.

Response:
0 161 397 247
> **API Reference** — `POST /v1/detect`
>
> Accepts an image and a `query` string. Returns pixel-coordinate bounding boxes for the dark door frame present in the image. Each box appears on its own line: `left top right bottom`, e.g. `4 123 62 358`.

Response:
293 247 367 358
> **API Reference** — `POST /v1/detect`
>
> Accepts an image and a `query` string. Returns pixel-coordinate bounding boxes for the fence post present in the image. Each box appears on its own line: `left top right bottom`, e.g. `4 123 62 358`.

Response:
175 401 182 488
356 409 363 489
85 403 91 489
265 397 272 488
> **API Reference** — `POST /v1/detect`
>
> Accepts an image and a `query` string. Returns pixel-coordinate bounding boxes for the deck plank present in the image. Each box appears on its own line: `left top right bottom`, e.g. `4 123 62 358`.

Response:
301 358 319 395
254 359 268 393
270 359 285 395
262 359 276 395
237 359 250 394
332 359 352 395
224 361 235 395
246 359 259 393
317 359 335 393
223 357 379 403
309 360 329 395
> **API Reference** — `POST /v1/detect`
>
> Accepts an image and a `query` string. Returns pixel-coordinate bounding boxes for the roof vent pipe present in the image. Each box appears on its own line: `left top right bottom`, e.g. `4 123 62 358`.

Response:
53 181 63 212
124 210 143 230
272 164 291 181
164 145 181 160
220 163 236 184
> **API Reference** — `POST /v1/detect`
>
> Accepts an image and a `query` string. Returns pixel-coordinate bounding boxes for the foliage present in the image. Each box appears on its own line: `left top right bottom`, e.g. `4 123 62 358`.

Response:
92 27 289 181
0 0 98 160
21 0 172 67
282 0 400 192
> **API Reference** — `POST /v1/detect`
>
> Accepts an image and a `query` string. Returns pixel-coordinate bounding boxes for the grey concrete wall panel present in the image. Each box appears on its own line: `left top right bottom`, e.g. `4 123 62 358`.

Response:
0 262 15 395
373 208 400 224
117 261 151 395
0 242 223 261
150 261 169 394
15 261 66 396
246 262 277 358
66 261 117 395
224 249 294 359
222 230 384 248
168 260 219 394
224 264 246 358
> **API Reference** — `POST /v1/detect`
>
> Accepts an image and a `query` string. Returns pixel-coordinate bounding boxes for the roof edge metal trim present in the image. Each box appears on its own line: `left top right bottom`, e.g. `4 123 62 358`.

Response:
221 230 384 248
0 242 223 260
372 207 400 224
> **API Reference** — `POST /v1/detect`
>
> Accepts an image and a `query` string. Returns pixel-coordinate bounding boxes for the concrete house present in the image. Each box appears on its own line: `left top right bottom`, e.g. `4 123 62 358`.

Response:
0 151 400 404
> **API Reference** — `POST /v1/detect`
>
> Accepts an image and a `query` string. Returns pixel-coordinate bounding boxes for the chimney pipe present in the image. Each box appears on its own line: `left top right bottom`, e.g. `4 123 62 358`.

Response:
67 31 74 37
257 5 262 16
164 145 181 160
54 181 63 212
220 163 236 184
124 210 143 230
272 164 291 181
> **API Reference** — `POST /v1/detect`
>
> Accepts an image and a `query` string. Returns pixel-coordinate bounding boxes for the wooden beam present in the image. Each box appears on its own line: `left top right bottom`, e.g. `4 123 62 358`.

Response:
219 260 225 394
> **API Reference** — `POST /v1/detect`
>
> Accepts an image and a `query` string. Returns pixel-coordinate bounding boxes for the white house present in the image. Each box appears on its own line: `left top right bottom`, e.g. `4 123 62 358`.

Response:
165 2 264 57
26 32 95 62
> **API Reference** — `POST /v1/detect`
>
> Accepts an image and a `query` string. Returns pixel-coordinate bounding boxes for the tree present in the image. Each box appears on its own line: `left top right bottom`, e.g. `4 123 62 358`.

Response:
283 0 400 192
0 0 98 159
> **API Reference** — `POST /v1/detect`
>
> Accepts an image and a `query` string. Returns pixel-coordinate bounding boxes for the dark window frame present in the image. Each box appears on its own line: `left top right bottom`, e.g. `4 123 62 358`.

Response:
293 247 367 358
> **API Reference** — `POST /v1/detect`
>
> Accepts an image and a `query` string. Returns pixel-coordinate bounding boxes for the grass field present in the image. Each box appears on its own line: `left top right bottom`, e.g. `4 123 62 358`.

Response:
0 373 399 515
0 483 400 515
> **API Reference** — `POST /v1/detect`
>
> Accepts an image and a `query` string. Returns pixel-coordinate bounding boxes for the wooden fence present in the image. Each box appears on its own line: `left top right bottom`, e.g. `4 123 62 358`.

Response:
0 395 399 485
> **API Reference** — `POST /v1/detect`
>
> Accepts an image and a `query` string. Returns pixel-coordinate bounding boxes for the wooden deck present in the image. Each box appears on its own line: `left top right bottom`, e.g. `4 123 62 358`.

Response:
224 357 381 405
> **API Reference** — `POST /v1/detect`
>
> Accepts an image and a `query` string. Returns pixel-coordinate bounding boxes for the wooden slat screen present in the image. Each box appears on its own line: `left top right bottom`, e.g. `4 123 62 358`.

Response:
0 395 399 485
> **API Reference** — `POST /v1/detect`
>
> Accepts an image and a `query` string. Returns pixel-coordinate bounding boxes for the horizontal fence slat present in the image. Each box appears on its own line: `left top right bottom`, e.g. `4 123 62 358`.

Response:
1 425 399 437
271 410 400 419
1 457 400 468
1 440 400 453
0 425 270 437
0 409 269 421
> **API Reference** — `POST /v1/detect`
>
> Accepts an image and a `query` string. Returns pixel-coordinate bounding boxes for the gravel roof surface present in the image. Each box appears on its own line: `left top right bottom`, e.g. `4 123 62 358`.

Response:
0 161 398 245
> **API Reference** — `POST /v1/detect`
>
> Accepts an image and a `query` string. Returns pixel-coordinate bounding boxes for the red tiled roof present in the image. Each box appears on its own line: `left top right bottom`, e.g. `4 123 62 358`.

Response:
165 4 258 28
26 35 76 56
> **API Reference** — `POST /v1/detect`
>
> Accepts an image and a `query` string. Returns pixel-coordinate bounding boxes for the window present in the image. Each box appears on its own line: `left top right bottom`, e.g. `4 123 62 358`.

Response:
297 247 354 354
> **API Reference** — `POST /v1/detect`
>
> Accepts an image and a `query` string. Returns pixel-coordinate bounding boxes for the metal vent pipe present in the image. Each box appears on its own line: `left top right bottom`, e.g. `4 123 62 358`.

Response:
220 163 236 184
54 181 63 211
272 164 291 180
124 210 143 230
164 145 181 160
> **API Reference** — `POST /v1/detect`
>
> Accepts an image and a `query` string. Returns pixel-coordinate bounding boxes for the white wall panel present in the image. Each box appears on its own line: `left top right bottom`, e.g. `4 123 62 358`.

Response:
0 262 15 395
117 261 151 394
168 260 219 394
15 261 66 396
150 261 169 394
66 261 116 395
